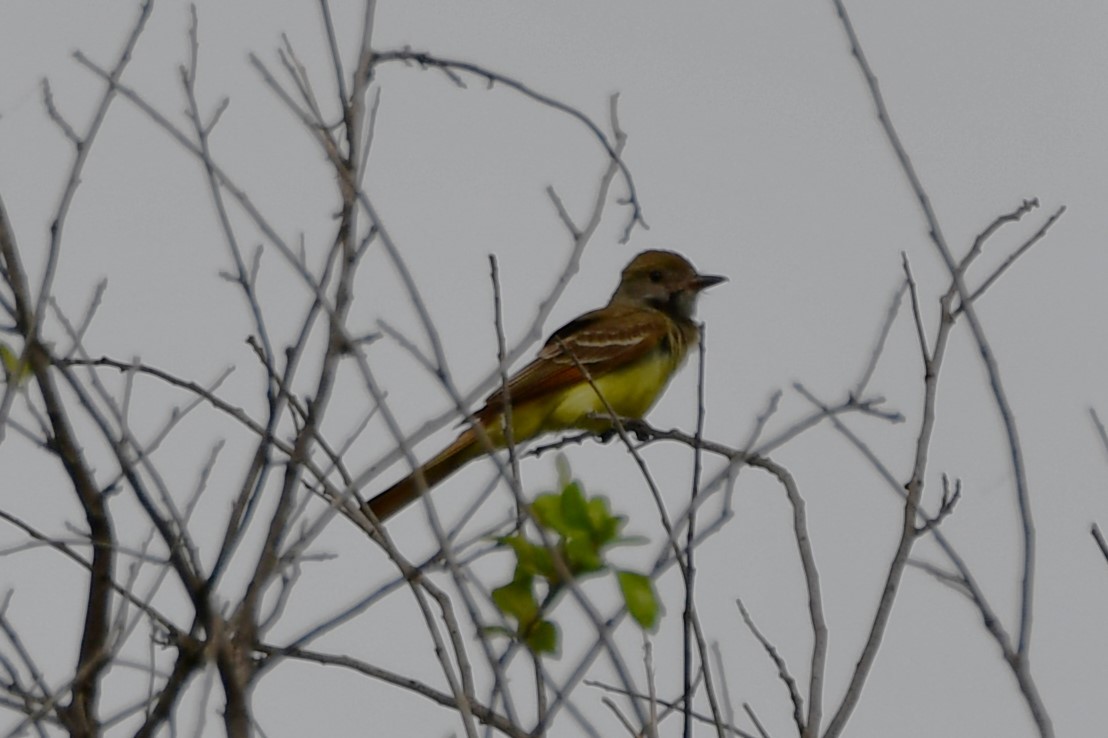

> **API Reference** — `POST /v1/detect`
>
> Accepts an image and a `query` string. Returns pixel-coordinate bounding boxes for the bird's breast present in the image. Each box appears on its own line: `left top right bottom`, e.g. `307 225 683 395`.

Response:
545 345 685 430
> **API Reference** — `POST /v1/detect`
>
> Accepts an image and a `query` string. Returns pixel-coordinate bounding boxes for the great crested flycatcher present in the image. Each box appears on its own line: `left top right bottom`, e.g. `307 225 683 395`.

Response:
366 249 725 521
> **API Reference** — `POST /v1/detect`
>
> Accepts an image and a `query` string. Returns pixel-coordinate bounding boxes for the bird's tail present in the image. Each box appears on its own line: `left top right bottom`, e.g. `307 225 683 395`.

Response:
364 428 485 521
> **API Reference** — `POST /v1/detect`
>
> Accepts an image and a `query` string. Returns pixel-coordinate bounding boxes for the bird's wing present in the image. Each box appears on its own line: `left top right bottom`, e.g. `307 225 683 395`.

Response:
477 304 672 420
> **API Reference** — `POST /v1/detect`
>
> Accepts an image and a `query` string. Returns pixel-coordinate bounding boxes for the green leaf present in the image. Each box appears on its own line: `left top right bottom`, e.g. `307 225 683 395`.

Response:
554 453 572 488
499 534 547 577
491 579 538 625
563 535 603 575
560 480 590 532
524 618 559 655
586 495 612 528
587 497 623 544
531 492 564 532
0 343 30 386
617 570 660 630
481 625 516 640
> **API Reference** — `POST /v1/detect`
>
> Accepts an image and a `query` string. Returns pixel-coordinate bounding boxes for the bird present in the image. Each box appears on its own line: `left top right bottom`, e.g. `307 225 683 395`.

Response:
365 249 726 521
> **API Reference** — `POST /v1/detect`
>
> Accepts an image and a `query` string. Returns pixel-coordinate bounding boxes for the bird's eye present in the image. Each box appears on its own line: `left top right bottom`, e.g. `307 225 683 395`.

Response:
648 270 663 283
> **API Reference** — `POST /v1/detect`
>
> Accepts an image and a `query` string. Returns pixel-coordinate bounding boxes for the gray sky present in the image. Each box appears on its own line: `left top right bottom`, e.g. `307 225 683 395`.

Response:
1 1 1105 736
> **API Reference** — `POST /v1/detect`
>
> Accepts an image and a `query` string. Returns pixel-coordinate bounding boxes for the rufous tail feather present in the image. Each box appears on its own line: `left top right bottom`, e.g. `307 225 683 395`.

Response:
364 429 484 521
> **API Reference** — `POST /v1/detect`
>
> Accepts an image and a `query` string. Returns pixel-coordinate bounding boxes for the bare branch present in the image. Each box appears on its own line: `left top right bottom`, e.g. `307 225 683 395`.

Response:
735 598 804 734
958 205 1066 312
370 50 646 241
257 642 527 738
37 0 155 334
853 281 906 398
742 703 771 738
1092 524 1108 568
40 78 80 146
825 3 1053 734
1090 408 1108 462
585 678 757 738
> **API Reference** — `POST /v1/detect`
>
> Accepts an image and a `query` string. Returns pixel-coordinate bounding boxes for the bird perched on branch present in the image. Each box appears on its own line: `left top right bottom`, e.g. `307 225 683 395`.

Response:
366 249 726 521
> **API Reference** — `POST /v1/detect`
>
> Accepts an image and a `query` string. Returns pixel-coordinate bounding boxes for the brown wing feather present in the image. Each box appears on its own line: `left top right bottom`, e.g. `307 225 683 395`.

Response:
476 305 670 423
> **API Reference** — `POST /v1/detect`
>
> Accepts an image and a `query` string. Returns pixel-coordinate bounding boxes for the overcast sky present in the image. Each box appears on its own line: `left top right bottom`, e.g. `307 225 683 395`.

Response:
1 1 1106 736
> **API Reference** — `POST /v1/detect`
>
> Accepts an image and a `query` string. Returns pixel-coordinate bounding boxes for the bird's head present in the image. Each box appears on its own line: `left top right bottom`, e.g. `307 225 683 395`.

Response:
610 250 726 319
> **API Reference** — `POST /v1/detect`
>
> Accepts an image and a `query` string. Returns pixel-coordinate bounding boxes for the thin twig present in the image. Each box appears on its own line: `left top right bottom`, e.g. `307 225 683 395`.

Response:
853 281 906 397
36 0 155 335
1092 524 1108 568
958 204 1065 312
585 679 757 738
256 643 527 738
370 50 646 241
742 704 771 738
1090 408 1108 462
735 598 804 733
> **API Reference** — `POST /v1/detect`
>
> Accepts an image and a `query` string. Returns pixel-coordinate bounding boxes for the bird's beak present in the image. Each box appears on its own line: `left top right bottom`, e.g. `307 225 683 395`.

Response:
692 273 727 292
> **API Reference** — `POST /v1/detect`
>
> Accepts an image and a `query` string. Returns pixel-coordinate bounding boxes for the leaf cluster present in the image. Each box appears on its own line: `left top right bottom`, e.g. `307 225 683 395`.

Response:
489 461 659 655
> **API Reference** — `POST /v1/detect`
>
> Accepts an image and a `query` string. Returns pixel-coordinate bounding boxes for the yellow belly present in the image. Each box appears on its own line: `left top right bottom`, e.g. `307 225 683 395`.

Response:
549 353 676 426
487 348 683 445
